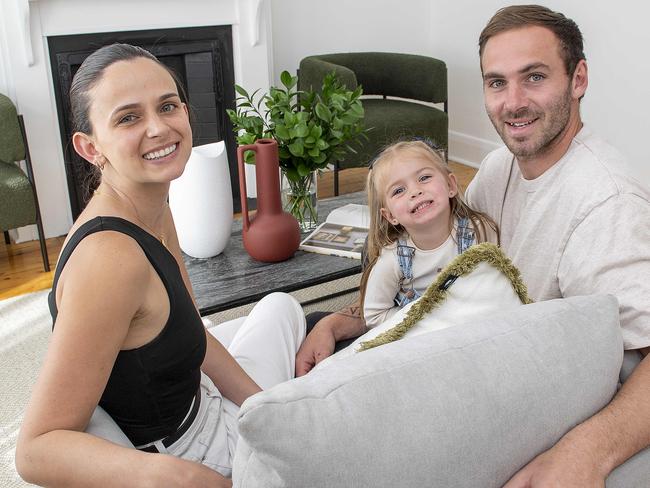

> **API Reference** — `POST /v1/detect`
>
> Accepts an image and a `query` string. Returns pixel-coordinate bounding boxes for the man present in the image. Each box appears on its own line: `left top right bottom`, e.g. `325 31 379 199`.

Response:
297 5 650 485
467 5 650 486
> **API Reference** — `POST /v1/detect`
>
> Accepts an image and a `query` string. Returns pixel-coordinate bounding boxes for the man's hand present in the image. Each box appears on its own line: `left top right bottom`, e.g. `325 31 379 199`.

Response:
295 302 367 376
295 318 337 376
503 432 606 488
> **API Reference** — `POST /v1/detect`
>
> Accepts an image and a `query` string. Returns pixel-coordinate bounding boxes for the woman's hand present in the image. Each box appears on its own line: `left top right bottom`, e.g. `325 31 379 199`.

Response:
145 454 233 488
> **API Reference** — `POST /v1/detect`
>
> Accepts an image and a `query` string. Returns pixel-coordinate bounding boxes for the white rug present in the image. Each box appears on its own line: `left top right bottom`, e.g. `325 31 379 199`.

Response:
0 290 49 488
0 276 360 487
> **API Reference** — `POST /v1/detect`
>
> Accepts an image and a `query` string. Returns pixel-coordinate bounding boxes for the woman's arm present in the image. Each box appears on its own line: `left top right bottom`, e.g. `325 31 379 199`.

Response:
201 334 261 406
15 232 230 487
166 215 261 406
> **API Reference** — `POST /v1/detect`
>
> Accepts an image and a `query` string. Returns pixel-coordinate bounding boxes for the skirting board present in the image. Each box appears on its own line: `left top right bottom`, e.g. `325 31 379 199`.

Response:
449 130 502 168
9 225 37 244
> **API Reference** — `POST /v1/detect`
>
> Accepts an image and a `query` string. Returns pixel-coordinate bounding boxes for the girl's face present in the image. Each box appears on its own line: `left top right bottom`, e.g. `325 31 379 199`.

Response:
379 153 457 236
75 57 192 188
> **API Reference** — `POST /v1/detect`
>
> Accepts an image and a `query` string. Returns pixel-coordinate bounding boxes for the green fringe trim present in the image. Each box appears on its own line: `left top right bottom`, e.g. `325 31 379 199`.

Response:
357 243 533 352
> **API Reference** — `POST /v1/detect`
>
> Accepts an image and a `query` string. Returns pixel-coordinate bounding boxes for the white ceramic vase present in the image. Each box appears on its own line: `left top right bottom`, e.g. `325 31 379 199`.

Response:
169 141 233 258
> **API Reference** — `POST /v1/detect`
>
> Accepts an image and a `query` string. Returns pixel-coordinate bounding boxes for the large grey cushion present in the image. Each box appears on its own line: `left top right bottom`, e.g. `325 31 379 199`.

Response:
233 295 647 487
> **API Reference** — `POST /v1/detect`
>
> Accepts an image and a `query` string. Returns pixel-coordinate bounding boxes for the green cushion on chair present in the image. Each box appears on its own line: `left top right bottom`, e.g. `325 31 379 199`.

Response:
0 94 25 163
338 98 448 169
0 161 36 230
300 53 447 103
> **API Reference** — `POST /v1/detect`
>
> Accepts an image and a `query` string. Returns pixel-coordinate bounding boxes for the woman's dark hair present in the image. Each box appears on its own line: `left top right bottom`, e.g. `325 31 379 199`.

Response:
70 43 188 135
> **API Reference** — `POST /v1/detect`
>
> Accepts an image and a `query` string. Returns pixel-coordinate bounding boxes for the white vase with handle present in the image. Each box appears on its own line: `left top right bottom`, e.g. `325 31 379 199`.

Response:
169 141 233 258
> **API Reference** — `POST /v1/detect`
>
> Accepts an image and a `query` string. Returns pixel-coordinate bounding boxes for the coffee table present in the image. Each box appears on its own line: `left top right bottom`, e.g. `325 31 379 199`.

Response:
183 192 365 316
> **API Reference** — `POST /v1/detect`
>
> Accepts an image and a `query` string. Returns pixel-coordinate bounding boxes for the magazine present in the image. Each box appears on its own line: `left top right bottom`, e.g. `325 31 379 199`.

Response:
299 204 370 259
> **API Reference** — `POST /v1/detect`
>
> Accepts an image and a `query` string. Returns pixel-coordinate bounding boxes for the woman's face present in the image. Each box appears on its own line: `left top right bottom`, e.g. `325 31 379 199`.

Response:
85 57 192 187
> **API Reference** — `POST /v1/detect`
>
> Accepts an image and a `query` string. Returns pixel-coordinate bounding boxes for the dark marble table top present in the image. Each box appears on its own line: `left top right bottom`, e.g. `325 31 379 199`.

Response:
183 192 366 316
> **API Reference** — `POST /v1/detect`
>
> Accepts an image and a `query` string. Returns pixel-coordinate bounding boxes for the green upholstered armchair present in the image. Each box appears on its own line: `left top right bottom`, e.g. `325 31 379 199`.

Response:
299 52 448 194
0 94 50 271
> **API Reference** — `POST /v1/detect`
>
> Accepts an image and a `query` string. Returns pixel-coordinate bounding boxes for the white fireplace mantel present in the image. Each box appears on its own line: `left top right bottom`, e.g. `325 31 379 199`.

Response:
0 0 274 240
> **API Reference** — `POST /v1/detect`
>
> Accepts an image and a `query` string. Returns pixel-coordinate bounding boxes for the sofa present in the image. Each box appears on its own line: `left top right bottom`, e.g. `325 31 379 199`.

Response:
88 295 650 487
231 295 650 487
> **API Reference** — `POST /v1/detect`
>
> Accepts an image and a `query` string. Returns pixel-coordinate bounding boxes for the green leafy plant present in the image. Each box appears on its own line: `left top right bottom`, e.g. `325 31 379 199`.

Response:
227 71 366 228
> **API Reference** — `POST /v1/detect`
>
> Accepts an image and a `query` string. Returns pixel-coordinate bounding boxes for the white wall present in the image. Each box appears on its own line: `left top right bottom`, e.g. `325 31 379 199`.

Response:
426 1 498 166
270 0 433 85
574 1 650 181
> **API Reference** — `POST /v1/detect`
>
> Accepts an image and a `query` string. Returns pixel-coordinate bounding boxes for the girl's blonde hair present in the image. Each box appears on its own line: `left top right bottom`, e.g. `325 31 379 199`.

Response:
359 139 498 309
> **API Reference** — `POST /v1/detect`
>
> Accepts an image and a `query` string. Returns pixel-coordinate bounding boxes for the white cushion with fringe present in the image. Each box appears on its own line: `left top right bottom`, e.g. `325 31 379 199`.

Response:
318 242 530 367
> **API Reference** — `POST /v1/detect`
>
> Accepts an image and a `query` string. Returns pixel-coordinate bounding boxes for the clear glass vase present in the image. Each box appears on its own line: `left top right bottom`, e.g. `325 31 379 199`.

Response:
281 170 318 232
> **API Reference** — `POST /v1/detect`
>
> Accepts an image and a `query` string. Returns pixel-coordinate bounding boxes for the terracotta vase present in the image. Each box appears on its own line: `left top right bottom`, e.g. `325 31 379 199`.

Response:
237 139 300 262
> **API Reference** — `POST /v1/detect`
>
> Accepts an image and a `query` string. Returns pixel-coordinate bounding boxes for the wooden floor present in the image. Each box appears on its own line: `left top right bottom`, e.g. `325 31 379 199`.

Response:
0 235 66 300
0 162 477 300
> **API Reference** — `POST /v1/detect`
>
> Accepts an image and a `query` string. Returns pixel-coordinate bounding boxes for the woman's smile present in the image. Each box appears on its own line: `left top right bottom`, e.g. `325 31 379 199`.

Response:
143 142 179 161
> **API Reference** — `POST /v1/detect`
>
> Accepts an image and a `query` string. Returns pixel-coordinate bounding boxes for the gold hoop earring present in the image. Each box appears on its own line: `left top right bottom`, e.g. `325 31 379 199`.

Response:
96 156 106 171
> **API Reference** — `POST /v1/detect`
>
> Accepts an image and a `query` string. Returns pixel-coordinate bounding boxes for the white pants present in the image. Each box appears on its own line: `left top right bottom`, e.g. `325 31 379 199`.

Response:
163 292 306 477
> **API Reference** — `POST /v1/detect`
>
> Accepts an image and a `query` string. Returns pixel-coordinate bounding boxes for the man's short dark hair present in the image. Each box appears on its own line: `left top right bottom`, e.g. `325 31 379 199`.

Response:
478 5 586 76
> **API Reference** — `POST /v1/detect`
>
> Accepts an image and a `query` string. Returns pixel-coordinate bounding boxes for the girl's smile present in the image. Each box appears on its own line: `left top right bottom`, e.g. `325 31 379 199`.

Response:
410 199 434 214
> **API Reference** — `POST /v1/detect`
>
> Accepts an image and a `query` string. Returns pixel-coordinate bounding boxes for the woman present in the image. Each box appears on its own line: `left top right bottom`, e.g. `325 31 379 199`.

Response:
15 43 305 487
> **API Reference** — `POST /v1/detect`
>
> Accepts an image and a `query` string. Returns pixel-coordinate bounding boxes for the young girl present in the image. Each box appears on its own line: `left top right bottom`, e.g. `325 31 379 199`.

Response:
360 139 498 327
16 44 304 487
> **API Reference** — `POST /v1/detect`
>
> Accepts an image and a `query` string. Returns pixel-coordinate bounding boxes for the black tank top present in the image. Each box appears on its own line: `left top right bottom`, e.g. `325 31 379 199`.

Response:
48 216 207 446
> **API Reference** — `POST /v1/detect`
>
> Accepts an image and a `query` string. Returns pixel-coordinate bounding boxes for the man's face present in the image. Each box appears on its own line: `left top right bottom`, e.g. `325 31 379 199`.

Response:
481 26 584 162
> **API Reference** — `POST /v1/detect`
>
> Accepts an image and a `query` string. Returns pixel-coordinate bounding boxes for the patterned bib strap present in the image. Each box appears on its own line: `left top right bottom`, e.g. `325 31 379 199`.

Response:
394 238 420 307
396 238 415 280
456 217 475 254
